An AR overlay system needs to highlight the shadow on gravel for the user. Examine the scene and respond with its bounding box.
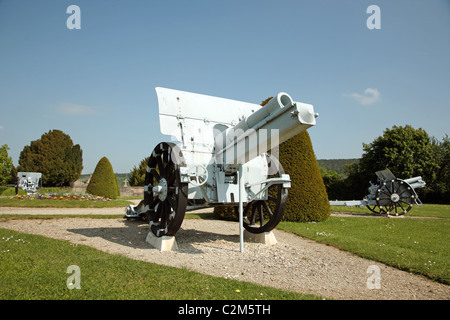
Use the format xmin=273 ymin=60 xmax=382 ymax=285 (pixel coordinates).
xmin=67 ymin=218 xmax=239 ymax=254
xmin=67 ymin=219 xmax=149 ymax=250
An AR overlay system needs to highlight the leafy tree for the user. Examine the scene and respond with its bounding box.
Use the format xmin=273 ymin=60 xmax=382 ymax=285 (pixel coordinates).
xmin=18 ymin=130 xmax=83 ymax=187
xmin=0 ymin=144 xmax=13 ymax=185
xmin=319 ymin=167 xmax=341 ymax=188
xmin=7 ymin=165 xmax=17 ymax=185
xmin=424 ymin=134 xmax=450 ymax=203
xmin=319 ymin=166 xmax=346 ymax=200
xmin=129 ymin=156 xmax=150 ymax=186
xmin=360 ymin=125 xmax=437 ymax=181
xmin=86 ymin=157 xmax=120 ymax=199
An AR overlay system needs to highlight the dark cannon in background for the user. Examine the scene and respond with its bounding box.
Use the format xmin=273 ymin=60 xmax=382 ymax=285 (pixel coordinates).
xmin=330 ymin=169 xmax=426 ymax=216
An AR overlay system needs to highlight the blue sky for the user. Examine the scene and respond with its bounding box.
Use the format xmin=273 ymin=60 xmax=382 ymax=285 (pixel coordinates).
xmin=1 ymin=0 xmax=449 ymax=174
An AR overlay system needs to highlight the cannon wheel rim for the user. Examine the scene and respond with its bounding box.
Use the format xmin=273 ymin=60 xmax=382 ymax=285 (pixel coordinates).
xmin=375 ymin=178 xmax=414 ymax=216
xmin=144 ymin=142 xmax=188 ymax=237
xmin=366 ymin=205 xmax=386 ymax=215
xmin=242 ymin=154 xmax=288 ymax=234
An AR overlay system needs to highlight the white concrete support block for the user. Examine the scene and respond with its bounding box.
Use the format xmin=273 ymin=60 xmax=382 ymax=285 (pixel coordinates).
xmin=146 ymin=232 xmax=178 ymax=252
xmin=244 ymin=230 xmax=277 ymax=246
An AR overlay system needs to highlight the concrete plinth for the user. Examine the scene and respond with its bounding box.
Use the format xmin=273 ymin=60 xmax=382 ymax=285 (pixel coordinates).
xmin=146 ymin=232 xmax=178 ymax=252
xmin=244 ymin=230 xmax=277 ymax=246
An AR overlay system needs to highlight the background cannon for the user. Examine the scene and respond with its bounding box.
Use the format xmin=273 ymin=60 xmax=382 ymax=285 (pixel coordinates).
xmin=126 ymin=87 xmax=318 ymax=237
xmin=16 ymin=172 xmax=42 ymax=194
xmin=330 ymin=169 xmax=426 ymax=216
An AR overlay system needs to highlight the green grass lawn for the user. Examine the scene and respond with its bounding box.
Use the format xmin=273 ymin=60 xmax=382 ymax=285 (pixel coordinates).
xmin=0 ymin=228 xmax=321 ymax=300
xmin=404 ymin=204 xmax=450 ymax=218
xmin=330 ymin=204 xmax=450 ymax=218
xmin=278 ymin=216 xmax=449 ymax=284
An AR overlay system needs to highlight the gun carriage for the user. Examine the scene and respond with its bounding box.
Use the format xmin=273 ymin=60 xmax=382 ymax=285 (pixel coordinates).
xmin=126 ymin=88 xmax=318 ymax=237
xmin=330 ymin=169 xmax=426 ymax=216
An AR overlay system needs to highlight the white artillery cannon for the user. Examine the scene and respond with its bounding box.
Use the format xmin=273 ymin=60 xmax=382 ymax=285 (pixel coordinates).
xmin=126 ymin=87 xmax=318 ymax=238
xmin=330 ymin=169 xmax=426 ymax=216
xmin=16 ymin=172 xmax=42 ymax=194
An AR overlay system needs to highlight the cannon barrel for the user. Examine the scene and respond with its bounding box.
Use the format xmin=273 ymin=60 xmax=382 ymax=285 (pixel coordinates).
xmin=215 ymin=92 xmax=318 ymax=171
xmin=403 ymin=176 xmax=426 ymax=190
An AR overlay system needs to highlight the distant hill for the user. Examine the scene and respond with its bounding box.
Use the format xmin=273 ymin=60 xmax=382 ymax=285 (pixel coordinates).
xmin=317 ymin=159 xmax=359 ymax=174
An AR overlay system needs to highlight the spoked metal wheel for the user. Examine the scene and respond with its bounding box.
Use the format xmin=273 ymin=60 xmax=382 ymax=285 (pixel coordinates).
xmin=366 ymin=204 xmax=386 ymax=215
xmin=375 ymin=178 xmax=414 ymax=216
xmin=243 ymin=154 xmax=288 ymax=234
xmin=144 ymin=142 xmax=188 ymax=237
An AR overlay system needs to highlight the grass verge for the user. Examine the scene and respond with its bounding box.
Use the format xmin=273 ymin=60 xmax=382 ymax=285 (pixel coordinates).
xmin=0 ymin=228 xmax=322 ymax=300
xmin=278 ymin=216 xmax=449 ymax=284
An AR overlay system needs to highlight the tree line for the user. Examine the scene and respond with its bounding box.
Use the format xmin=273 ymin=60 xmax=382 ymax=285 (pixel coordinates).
xmin=0 ymin=130 xmax=121 ymax=199
xmin=1 ymin=130 xmax=83 ymax=187
xmin=2 ymin=125 xmax=447 ymax=204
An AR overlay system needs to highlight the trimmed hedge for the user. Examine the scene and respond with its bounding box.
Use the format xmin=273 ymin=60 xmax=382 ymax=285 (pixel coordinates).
xmin=214 ymin=206 xmax=238 ymax=221
xmin=0 ymin=187 xmax=26 ymax=196
xmin=86 ymin=157 xmax=120 ymax=199
xmin=214 ymin=97 xmax=330 ymax=222
xmin=278 ymin=130 xmax=330 ymax=222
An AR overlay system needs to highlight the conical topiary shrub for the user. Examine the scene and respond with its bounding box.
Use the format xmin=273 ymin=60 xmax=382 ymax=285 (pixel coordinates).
xmin=86 ymin=157 xmax=120 ymax=199
xmin=214 ymin=96 xmax=330 ymax=222
xmin=277 ymin=130 xmax=330 ymax=222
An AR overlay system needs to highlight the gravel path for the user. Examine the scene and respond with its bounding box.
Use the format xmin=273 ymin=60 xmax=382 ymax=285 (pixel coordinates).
xmin=0 ymin=207 xmax=448 ymax=300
